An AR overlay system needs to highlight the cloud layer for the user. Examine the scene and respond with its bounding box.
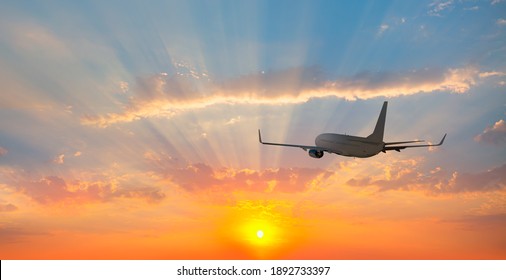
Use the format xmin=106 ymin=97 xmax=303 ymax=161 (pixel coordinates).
xmin=171 ymin=164 xmax=332 ymax=193
xmin=6 ymin=153 xmax=502 ymax=209
xmin=14 ymin=176 xmax=165 ymax=205
xmin=347 ymin=161 xmax=506 ymax=195
xmin=82 ymin=66 xmax=481 ymax=127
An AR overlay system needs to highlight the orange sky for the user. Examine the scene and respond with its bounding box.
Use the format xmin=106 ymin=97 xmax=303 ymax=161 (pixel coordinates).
xmin=1 ymin=0 xmax=506 ymax=260
xmin=2 ymin=159 xmax=505 ymax=259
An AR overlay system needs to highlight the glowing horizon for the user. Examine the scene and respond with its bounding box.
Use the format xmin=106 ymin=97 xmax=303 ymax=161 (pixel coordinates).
xmin=1 ymin=0 xmax=505 ymax=260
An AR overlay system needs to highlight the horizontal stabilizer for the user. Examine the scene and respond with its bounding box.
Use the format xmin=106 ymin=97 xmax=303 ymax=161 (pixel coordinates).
xmin=385 ymin=140 xmax=425 ymax=145
xmin=383 ymin=134 xmax=446 ymax=152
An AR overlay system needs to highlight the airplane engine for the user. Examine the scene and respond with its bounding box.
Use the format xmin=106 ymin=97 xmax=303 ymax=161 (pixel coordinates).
xmin=308 ymin=149 xmax=324 ymax=158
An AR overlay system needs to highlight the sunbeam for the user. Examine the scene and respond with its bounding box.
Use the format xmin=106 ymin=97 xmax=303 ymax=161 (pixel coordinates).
xmin=1 ymin=0 xmax=505 ymax=260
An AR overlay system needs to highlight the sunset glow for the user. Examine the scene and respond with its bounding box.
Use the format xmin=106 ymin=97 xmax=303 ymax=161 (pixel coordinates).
xmin=1 ymin=0 xmax=505 ymax=260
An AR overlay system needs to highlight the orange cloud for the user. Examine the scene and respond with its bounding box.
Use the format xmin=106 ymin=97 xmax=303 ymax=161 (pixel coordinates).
xmin=13 ymin=175 xmax=165 ymax=205
xmin=146 ymin=151 xmax=506 ymax=196
xmin=0 ymin=203 xmax=18 ymax=212
xmin=53 ymin=154 xmax=65 ymax=164
xmin=142 ymin=151 xmax=333 ymax=193
xmin=82 ymin=66 xmax=482 ymax=127
xmin=0 ymin=226 xmax=48 ymax=245
xmin=478 ymin=71 xmax=506 ymax=78
xmin=1 ymin=159 xmax=505 ymax=259
xmin=347 ymin=161 xmax=506 ymax=195
xmin=162 ymin=163 xmax=332 ymax=193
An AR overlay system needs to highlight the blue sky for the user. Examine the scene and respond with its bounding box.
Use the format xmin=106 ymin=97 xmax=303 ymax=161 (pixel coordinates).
xmin=0 ymin=0 xmax=505 ymax=259
xmin=2 ymin=0 xmax=503 ymax=165
xmin=4 ymin=0 xmax=504 ymax=75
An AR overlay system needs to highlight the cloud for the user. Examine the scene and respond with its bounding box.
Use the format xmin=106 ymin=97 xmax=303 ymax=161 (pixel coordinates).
xmin=428 ymin=0 xmax=454 ymax=16
xmin=496 ymin=18 xmax=506 ymax=26
xmin=82 ymin=66 xmax=481 ymax=127
xmin=118 ymin=81 xmax=129 ymax=94
xmin=225 ymin=116 xmax=241 ymax=125
xmin=143 ymin=153 xmax=332 ymax=193
xmin=464 ymin=6 xmax=479 ymax=11
xmin=491 ymin=0 xmax=504 ymax=5
xmin=347 ymin=161 xmax=506 ymax=195
xmin=327 ymin=67 xmax=477 ymax=96
xmin=0 ymin=226 xmax=48 ymax=244
xmin=378 ymin=24 xmax=389 ymax=36
xmin=53 ymin=154 xmax=65 ymax=164
xmin=173 ymin=164 xmax=332 ymax=193
xmin=478 ymin=71 xmax=506 ymax=78
xmin=0 ymin=147 xmax=7 ymax=156
xmin=474 ymin=119 xmax=506 ymax=145
xmin=14 ymin=176 xmax=165 ymax=205
xmin=447 ymin=165 xmax=506 ymax=193
xmin=0 ymin=203 xmax=18 ymax=212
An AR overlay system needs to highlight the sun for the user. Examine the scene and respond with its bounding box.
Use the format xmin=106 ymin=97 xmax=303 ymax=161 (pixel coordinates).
xmin=236 ymin=219 xmax=278 ymax=248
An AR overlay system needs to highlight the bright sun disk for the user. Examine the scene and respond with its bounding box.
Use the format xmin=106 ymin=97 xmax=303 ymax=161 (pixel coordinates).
xmin=256 ymin=230 xmax=264 ymax=239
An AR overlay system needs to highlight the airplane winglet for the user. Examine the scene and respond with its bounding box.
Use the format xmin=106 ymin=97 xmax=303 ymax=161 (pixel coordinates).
xmin=437 ymin=133 xmax=447 ymax=146
xmin=258 ymin=129 xmax=263 ymax=144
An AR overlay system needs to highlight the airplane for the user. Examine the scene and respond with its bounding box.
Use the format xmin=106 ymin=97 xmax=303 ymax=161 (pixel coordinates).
xmin=258 ymin=101 xmax=446 ymax=158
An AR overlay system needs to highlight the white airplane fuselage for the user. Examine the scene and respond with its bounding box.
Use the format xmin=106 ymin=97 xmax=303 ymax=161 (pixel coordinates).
xmin=315 ymin=133 xmax=383 ymax=158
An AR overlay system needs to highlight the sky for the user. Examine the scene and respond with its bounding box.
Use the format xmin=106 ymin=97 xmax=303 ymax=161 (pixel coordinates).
xmin=0 ymin=0 xmax=505 ymax=259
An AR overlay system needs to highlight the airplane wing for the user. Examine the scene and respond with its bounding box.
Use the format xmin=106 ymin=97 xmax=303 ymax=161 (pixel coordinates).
xmin=383 ymin=134 xmax=446 ymax=152
xmin=258 ymin=130 xmax=328 ymax=152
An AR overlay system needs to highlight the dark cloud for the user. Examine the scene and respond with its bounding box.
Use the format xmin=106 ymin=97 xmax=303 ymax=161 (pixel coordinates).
xmin=82 ymin=66 xmax=480 ymax=127
xmin=145 ymin=156 xmax=333 ymax=193
xmin=131 ymin=66 xmax=473 ymax=103
xmin=20 ymin=176 xmax=70 ymax=204
xmin=15 ymin=176 xmax=165 ymax=205
xmin=450 ymin=164 xmax=506 ymax=193
xmin=331 ymin=68 xmax=443 ymax=93
xmin=0 ymin=203 xmax=18 ymax=212
xmin=219 ymin=66 xmax=325 ymax=98
xmin=0 ymin=226 xmax=48 ymax=244
xmin=111 ymin=187 xmax=165 ymax=203
xmin=134 ymin=73 xmax=206 ymax=102
xmin=347 ymin=164 xmax=506 ymax=195
xmin=474 ymin=119 xmax=506 ymax=145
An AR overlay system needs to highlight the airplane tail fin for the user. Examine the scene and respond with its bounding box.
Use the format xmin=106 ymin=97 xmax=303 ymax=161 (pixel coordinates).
xmin=367 ymin=101 xmax=387 ymax=143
